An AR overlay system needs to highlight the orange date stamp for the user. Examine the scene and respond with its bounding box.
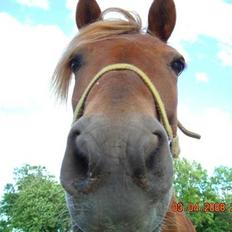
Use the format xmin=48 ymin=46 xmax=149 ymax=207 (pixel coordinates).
xmin=171 ymin=202 xmax=232 ymax=213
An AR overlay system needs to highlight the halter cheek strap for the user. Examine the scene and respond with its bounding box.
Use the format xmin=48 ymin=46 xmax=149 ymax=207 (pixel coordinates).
xmin=72 ymin=63 xmax=181 ymax=158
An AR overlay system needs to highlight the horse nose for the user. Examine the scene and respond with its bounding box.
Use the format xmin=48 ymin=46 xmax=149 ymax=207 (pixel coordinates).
xmin=63 ymin=121 xmax=101 ymax=178
xmin=125 ymin=122 xmax=172 ymax=190
xmin=127 ymin=130 xmax=160 ymax=178
xmin=61 ymin=116 xmax=172 ymax=194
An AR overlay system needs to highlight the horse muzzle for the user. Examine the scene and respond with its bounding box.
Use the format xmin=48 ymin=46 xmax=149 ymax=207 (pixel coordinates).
xmin=60 ymin=114 xmax=173 ymax=232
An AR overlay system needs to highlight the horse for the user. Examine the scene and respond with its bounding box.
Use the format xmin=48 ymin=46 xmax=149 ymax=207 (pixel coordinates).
xmin=53 ymin=0 xmax=200 ymax=231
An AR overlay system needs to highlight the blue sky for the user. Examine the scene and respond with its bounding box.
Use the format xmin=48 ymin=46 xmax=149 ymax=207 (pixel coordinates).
xmin=1 ymin=0 xmax=73 ymax=34
xmin=179 ymin=35 xmax=232 ymax=113
xmin=0 ymin=0 xmax=232 ymax=196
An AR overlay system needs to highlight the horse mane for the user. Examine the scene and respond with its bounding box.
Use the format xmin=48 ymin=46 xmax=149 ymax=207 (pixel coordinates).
xmin=52 ymin=8 xmax=142 ymax=101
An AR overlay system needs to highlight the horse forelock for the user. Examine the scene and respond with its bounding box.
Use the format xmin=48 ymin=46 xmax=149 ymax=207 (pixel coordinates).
xmin=52 ymin=7 xmax=142 ymax=101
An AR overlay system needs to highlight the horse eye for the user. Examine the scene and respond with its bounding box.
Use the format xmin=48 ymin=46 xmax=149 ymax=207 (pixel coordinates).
xmin=69 ymin=54 xmax=83 ymax=73
xmin=170 ymin=58 xmax=186 ymax=76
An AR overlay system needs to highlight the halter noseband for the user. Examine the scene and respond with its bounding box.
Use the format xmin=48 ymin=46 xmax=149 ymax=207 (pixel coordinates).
xmin=72 ymin=63 xmax=199 ymax=158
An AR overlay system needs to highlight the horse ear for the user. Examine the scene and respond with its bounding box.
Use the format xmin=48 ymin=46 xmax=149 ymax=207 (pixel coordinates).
xmin=76 ymin=0 xmax=101 ymax=29
xmin=147 ymin=0 xmax=176 ymax=42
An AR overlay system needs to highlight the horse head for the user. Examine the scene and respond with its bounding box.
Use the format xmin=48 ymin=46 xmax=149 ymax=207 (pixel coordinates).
xmin=53 ymin=0 xmax=197 ymax=231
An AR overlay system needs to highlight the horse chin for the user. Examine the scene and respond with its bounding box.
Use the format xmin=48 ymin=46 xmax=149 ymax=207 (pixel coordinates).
xmin=65 ymin=178 xmax=172 ymax=232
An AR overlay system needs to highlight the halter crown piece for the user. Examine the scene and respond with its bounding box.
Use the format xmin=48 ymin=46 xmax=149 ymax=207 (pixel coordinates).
xmin=73 ymin=63 xmax=200 ymax=158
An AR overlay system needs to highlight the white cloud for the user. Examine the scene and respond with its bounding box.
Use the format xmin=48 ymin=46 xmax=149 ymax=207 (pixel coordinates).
xmin=195 ymin=72 xmax=209 ymax=83
xmin=178 ymin=105 xmax=232 ymax=175
xmin=15 ymin=0 xmax=49 ymax=9
xmin=169 ymin=0 xmax=232 ymax=66
xmin=0 ymin=12 xmax=70 ymax=195
xmin=218 ymin=44 xmax=232 ymax=66
xmin=66 ymin=0 xmax=75 ymax=11
xmin=0 ymin=12 xmax=68 ymax=110
xmin=172 ymin=0 xmax=232 ymax=41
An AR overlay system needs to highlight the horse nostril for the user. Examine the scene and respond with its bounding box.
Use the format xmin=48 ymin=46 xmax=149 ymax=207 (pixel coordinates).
xmin=127 ymin=132 xmax=160 ymax=180
xmin=145 ymin=133 xmax=161 ymax=170
xmin=133 ymin=167 xmax=146 ymax=179
xmin=69 ymin=129 xmax=81 ymax=139
xmin=75 ymin=145 xmax=89 ymax=177
xmin=71 ymin=135 xmax=90 ymax=177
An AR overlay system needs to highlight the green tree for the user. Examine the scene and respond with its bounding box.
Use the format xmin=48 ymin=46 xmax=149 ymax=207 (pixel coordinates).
xmin=207 ymin=166 xmax=232 ymax=232
xmin=0 ymin=164 xmax=71 ymax=232
xmin=174 ymin=158 xmax=232 ymax=232
xmin=211 ymin=166 xmax=232 ymax=200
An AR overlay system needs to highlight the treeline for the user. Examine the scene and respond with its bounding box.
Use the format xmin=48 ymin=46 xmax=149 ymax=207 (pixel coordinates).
xmin=174 ymin=158 xmax=232 ymax=232
xmin=0 ymin=165 xmax=70 ymax=232
xmin=0 ymin=159 xmax=231 ymax=231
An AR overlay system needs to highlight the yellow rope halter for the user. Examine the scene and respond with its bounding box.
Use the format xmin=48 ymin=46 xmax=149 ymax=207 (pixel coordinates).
xmin=73 ymin=63 xmax=180 ymax=157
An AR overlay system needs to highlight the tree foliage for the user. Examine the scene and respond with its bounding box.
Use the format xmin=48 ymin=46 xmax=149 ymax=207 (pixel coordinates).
xmin=0 ymin=165 xmax=70 ymax=232
xmin=174 ymin=158 xmax=232 ymax=232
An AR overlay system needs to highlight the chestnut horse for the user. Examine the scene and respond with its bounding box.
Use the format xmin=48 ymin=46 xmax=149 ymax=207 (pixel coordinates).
xmin=53 ymin=0 xmax=199 ymax=231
